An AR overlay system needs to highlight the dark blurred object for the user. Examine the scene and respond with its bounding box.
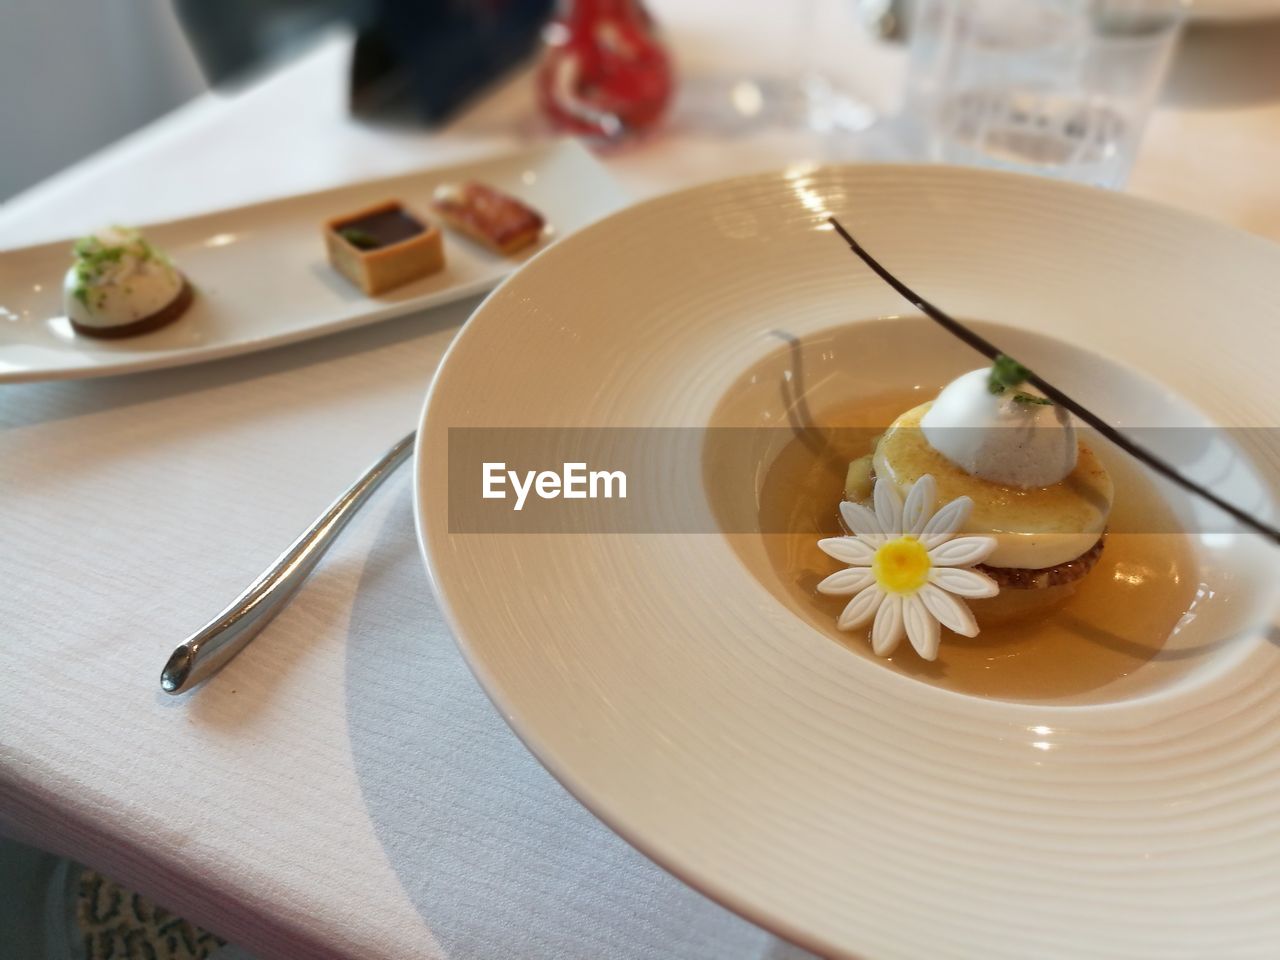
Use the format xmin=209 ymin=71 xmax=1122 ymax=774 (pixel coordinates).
xmin=175 ymin=0 xmax=368 ymax=84
xmin=353 ymin=0 xmax=554 ymax=123
xmin=857 ymin=0 xmax=911 ymax=41
xmin=175 ymin=0 xmax=551 ymax=126
xmin=536 ymin=0 xmax=673 ymax=142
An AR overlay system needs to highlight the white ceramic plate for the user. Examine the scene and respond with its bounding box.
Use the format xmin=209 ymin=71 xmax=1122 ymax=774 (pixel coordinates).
xmin=416 ymin=165 xmax=1280 ymax=959
xmin=0 ymin=140 xmax=628 ymax=384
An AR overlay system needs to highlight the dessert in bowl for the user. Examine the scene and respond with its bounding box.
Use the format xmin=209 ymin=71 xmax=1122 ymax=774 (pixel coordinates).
xmin=830 ymin=358 xmax=1115 ymax=656
xmin=416 ymin=164 xmax=1280 ymax=958
xmin=707 ymin=316 xmax=1267 ymax=703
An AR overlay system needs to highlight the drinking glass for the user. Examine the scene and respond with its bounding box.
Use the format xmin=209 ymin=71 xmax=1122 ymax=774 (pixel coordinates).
xmin=904 ymin=0 xmax=1186 ymax=188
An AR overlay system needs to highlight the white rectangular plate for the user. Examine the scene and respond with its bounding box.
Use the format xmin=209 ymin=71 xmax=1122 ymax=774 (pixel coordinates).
xmin=0 ymin=140 xmax=629 ymax=383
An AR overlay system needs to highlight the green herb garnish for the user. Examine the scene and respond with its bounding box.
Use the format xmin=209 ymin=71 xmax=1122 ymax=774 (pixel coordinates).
xmin=339 ymin=228 xmax=380 ymax=250
xmin=987 ymin=354 xmax=1053 ymax=407
xmin=987 ymin=354 xmax=1031 ymax=394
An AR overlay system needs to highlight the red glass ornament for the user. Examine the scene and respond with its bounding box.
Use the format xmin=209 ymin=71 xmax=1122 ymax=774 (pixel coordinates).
xmin=536 ymin=0 xmax=674 ymax=142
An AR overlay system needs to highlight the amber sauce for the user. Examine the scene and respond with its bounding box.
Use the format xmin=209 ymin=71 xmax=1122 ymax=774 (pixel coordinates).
xmin=758 ymin=391 xmax=1201 ymax=703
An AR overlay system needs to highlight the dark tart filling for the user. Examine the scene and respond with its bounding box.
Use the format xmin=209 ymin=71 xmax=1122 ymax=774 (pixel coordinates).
xmin=334 ymin=207 xmax=425 ymax=250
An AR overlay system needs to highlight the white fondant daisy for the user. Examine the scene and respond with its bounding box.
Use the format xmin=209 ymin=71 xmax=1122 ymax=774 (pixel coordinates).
xmin=816 ymin=474 xmax=999 ymax=661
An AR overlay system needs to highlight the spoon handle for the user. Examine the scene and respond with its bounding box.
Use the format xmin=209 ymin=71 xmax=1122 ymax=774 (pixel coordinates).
xmin=160 ymin=431 xmax=416 ymax=695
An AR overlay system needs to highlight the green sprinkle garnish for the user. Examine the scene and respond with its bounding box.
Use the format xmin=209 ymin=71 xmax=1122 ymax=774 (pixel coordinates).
xmin=67 ymin=227 xmax=174 ymax=315
xmin=72 ymin=237 xmax=126 ymax=273
xmin=339 ymin=228 xmax=380 ymax=250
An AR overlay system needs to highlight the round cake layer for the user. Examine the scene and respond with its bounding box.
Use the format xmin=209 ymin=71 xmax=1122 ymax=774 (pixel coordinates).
xmin=872 ymin=402 xmax=1113 ymax=569
xmin=977 ymin=534 xmax=1105 ymax=589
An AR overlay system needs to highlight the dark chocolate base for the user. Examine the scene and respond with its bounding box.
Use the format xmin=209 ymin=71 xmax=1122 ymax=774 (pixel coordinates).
xmin=70 ymin=278 xmax=194 ymax=339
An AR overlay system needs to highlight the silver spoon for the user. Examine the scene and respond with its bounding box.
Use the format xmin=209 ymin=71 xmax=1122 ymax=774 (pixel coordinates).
xmin=160 ymin=431 xmax=415 ymax=695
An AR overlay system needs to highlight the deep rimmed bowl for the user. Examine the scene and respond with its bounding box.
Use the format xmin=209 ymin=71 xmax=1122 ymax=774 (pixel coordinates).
xmin=416 ymin=165 xmax=1280 ymax=960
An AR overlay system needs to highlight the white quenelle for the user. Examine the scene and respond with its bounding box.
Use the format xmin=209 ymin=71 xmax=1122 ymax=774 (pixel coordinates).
xmin=920 ymin=368 xmax=1077 ymax=488
xmin=63 ymin=227 xmax=186 ymax=330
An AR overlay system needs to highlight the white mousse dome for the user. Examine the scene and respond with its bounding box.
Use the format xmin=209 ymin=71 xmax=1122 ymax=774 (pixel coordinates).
xmin=920 ymin=368 xmax=1077 ymax=489
xmin=63 ymin=227 xmax=185 ymax=330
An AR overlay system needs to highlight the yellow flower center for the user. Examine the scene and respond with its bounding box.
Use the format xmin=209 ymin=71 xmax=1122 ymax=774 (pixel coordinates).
xmin=872 ymin=536 xmax=932 ymax=595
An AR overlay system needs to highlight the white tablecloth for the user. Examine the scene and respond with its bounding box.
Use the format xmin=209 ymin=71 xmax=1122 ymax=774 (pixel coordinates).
xmin=4 ymin=6 xmax=1280 ymax=958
